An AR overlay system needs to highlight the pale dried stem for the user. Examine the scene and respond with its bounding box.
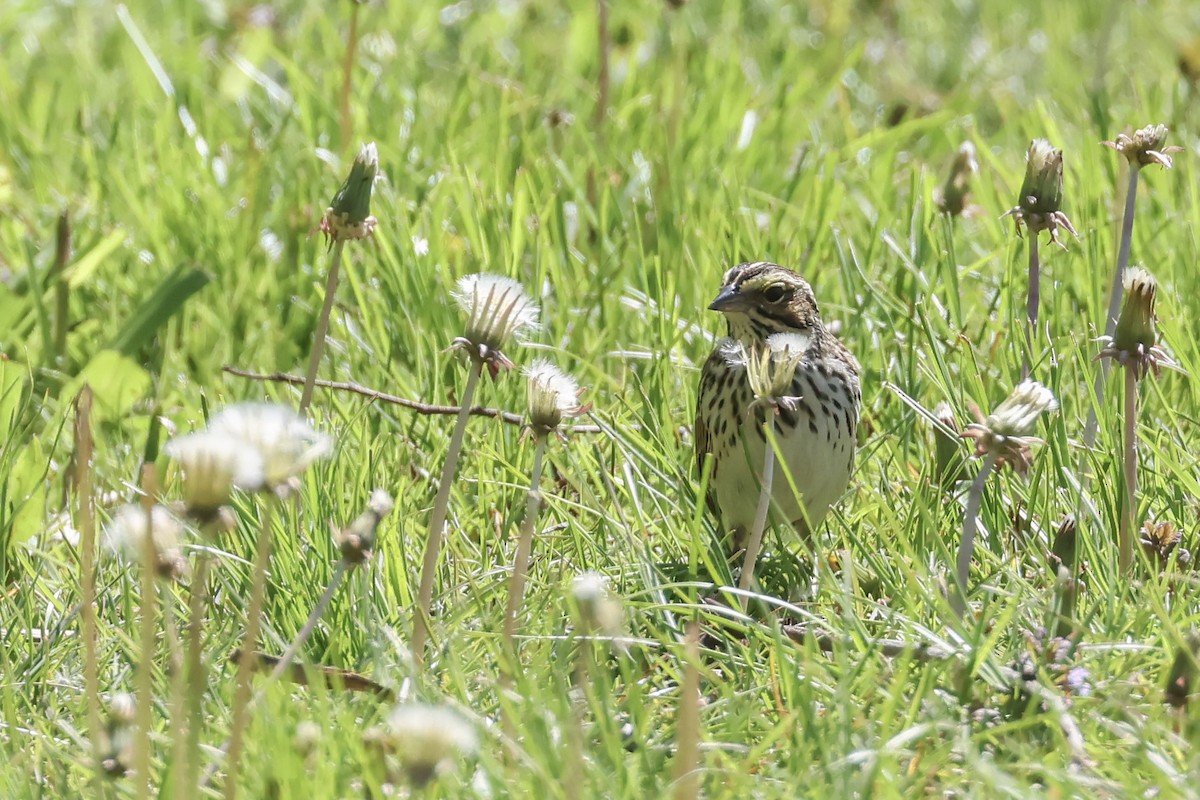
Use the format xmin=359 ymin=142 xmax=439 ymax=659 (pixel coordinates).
xmin=224 ymin=500 xmax=276 ymax=799
xmin=413 ymin=360 xmax=483 ymax=666
xmin=1023 ymin=233 xmax=1040 ymax=379
xmin=953 ymin=452 xmax=999 ymax=618
xmin=75 ymin=387 xmax=102 ymax=786
xmin=299 ymin=240 xmax=345 ymax=414
xmin=737 ymin=420 xmax=776 ymax=608
xmin=1119 ymin=367 xmax=1138 ymax=574
xmin=1083 ymin=165 xmax=1141 ymax=451
xmin=136 ymin=501 xmax=159 ymax=800
xmin=670 ymin=621 xmax=702 ymax=800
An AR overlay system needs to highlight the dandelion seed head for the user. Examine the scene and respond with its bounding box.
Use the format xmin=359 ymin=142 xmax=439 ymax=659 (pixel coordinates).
xmin=525 ymin=359 xmax=584 ymax=433
xmin=374 ymin=704 xmax=477 ymax=787
xmin=207 ymin=403 xmax=332 ymax=489
xmin=452 ymin=273 xmax=539 ymax=370
xmin=164 ymin=431 xmax=266 ymax=518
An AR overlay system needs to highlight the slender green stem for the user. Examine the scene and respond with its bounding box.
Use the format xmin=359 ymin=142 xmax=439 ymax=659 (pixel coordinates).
xmin=413 ymin=359 xmax=484 ymax=665
xmin=738 ymin=418 xmax=776 ymax=607
xmin=136 ymin=504 xmax=160 ymax=800
xmin=224 ymin=499 xmax=276 ymax=800
xmin=953 ymin=452 xmax=999 ymax=618
xmin=299 ymin=240 xmax=345 ymax=414
xmin=1023 ymin=232 xmax=1040 ymax=378
xmin=1119 ymin=367 xmax=1138 ymax=574
xmin=270 ymin=561 xmax=349 ymax=681
xmin=502 ymin=435 xmax=548 ymax=649
xmin=1083 ymin=165 xmax=1141 ymax=451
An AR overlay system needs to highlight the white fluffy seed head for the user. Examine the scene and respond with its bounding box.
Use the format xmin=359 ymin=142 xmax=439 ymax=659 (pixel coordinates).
xmin=525 ymin=359 xmax=583 ymax=432
xmin=986 ymin=380 xmax=1058 ymax=438
xmin=377 ymin=704 xmax=477 ymax=787
xmin=103 ymin=503 xmax=187 ymax=580
xmin=206 ymin=403 xmax=332 ymax=489
xmin=164 ymin=431 xmax=266 ymax=516
xmin=453 ymin=273 xmax=539 ymax=355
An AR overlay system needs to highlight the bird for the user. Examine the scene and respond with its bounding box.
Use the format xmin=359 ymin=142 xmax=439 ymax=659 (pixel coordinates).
xmin=694 ymin=261 xmax=861 ymax=553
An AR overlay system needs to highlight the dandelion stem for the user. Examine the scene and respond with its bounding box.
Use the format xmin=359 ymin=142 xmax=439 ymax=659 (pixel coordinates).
xmin=1023 ymin=232 xmax=1040 ymax=378
xmin=299 ymin=239 xmax=345 ymax=414
xmin=413 ymin=359 xmax=484 ymax=665
xmin=671 ymin=620 xmax=702 ymax=800
xmin=502 ymin=435 xmax=548 ymax=649
xmin=136 ymin=501 xmax=159 ymax=800
xmin=1083 ymin=165 xmax=1141 ymax=450
xmin=74 ymin=387 xmax=102 ymax=786
xmin=1119 ymin=367 xmax=1138 ymax=574
xmin=182 ymin=550 xmax=212 ymax=798
xmin=738 ymin=418 xmax=776 ymax=607
xmin=953 ymin=452 xmax=999 ymax=618
xmin=270 ymin=560 xmax=350 ymax=682
xmin=225 ymin=499 xmax=276 ymax=799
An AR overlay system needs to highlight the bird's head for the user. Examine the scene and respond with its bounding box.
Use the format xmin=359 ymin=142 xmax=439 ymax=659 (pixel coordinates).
xmin=708 ymin=262 xmax=822 ymax=344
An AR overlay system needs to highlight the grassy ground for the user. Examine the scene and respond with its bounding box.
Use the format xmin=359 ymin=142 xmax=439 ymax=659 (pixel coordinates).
xmin=4 ymin=0 xmax=1200 ymax=796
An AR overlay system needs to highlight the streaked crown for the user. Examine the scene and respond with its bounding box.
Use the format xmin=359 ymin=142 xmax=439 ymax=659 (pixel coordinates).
xmin=708 ymin=261 xmax=823 ymax=344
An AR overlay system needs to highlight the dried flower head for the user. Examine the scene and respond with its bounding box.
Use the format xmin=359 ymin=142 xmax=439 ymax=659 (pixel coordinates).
xmin=961 ymin=380 xmax=1058 ymax=473
xmin=336 ymin=488 xmax=394 ymax=564
xmin=934 ymin=141 xmax=980 ymax=217
xmin=451 ymin=273 xmax=540 ymax=375
xmin=737 ymin=332 xmax=810 ymax=416
xmin=164 ymin=431 xmax=265 ymax=522
xmin=1103 ymin=124 xmax=1182 ymax=170
xmin=1097 ymin=267 xmax=1178 ymax=379
xmin=103 ymin=503 xmax=188 ymax=581
xmin=369 ymin=703 xmax=478 ymax=787
xmin=1003 ymin=139 xmax=1078 ymax=248
xmin=1140 ymin=519 xmax=1186 ymax=566
xmin=320 ymin=142 xmax=379 ymax=246
xmin=524 ymin=360 xmax=588 ymax=436
xmin=207 ymin=403 xmax=333 ymax=492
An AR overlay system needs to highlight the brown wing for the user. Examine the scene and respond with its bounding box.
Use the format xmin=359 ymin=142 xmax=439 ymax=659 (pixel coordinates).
xmin=693 ymin=352 xmax=722 ymax=520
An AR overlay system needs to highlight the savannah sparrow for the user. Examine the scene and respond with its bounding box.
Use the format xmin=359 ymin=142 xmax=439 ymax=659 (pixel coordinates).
xmin=695 ymin=262 xmax=861 ymax=550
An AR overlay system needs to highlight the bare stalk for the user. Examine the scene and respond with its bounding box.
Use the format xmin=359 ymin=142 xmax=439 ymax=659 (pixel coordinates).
xmin=136 ymin=496 xmax=160 ymax=800
xmin=299 ymin=240 xmax=345 ymax=413
xmin=671 ymin=621 xmax=701 ymax=800
xmin=1083 ymin=165 xmax=1141 ymax=450
xmin=270 ymin=561 xmax=349 ymax=681
xmin=413 ymin=359 xmax=484 ymax=665
xmin=181 ymin=550 xmax=212 ymax=799
xmin=953 ymin=452 xmax=999 ymax=618
xmin=502 ymin=435 xmax=548 ymax=649
xmin=1119 ymin=367 xmax=1138 ymax=574
xmin=737 ymin=418 xmax=776 ymax=607
xmin=224 ymin=499 xmax=276 ymax=799
xmin=1023 ymin=233 xmax=1040 ymax=378
xmin=75 ymin=387 xmax=102 ymax=785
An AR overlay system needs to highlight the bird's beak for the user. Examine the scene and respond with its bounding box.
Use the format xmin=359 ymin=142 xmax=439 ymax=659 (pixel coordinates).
xmin=708 ymin=285 xmax=747 ymax=313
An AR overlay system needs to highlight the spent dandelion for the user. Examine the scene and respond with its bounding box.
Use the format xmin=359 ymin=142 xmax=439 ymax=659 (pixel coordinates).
xmin=954 ymin=381 xmax=1057 ymax=616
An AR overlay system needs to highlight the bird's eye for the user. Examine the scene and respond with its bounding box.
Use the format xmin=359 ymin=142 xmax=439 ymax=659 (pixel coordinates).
xmin=763 ymin=285 xmax=787 ymax=303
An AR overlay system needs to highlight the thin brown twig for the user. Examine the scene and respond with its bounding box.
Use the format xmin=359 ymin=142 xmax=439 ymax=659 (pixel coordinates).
xmin=222 ymin=365 xmax=607 ymax=433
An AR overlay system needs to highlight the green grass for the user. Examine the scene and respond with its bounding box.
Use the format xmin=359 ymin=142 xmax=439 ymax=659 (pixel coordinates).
xmin=4 ymin=0 xmax=1200 ymax=796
